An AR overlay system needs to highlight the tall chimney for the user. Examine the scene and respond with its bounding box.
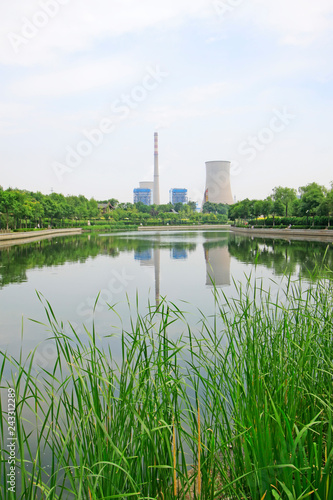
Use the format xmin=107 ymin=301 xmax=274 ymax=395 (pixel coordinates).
xmin=153 ymin=132 xmax=160 ymax=205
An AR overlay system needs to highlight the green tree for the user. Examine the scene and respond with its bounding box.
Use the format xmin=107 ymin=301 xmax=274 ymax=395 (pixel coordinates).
xmin=87 ymin=198 xmax=99 ymax=218
xmin=253 ymin=200 xmax=263 ymax=223
xmin=187 ymin=201 xmax=197 ymax=213
xmin=262 ymin=197 xmax=273 ymax=226
xmin=272 ymin=186 xmax=297 ymax=217
xmin=318 ymin=183 xmax=333 ymax=226
xmin=239 ymin=199 xmax=251 ymax=220
xmin=272 ymin=199 xmax=284 ymax=226
xmin=0 ymin=190 xmax=16 ymax=230
xmin=299 ymin=182 xmax=327 ymax=225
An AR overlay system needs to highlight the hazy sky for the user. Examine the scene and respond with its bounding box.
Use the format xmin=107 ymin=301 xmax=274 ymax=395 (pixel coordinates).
xmin=1 ymin=0 xmax=332 ymax=204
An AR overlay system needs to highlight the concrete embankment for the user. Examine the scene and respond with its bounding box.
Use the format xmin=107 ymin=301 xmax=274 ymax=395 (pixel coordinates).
xmin=231 ymin=227 xmax=333 ymax=243
xmin=138 ymin=224 xmax=230 ymax=231
xmin=0 ymin=228 xmax=82 ymax=247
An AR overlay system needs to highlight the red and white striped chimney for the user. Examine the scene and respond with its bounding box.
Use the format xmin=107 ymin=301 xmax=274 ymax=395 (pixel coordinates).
xmin=153 ymin=132 xmax=160 ymax=205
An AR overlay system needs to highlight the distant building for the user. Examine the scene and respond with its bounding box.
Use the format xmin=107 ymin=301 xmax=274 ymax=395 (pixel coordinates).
xmin=98 ymin=202 xmax=112 ymax=214
xmin=140 ymin=181 xmax=154 ymax=192
xmin=134 ymin=249 xmax=153 ymax=261
xmin=133 ymin=188 xmax=152 ymax=205
xmin=169 ymin=188 xmax=188 ymax=204
xmin=171 ymin=248 xmax=188 ymax=260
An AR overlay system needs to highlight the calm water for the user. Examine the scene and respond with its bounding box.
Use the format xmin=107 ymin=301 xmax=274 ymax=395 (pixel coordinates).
xmin=1 ymin=229 xmax=332 ymax=497
xmin=0 ymin=230 xmax=332 ymax=365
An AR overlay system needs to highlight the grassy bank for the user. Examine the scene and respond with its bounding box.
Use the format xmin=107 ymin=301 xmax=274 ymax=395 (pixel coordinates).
xmin=1 ymin=277 xmax=333 ymax=499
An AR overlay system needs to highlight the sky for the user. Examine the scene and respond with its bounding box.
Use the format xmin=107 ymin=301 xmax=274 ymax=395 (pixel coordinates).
xmin=1 ymin=0 xmax=332 ymax=205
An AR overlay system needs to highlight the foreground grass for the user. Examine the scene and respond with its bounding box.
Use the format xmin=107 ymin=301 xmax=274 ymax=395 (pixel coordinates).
xmin=1 ymin=277 xmax=333 ymax=499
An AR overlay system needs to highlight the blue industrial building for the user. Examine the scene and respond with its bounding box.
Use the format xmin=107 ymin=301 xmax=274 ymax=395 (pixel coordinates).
xmin=134 ymin=249 xmax=153 ymax=261
xmin=171 ymin=248 xmax=188 ymax=260
xmin=133 ymin=188 xmax=152 ymax=205
xmin=169 ymin=188 xmax=188 ymax=204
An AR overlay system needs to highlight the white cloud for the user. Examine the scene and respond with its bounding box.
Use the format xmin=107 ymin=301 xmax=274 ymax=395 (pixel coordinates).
xmin=0 ymin=102 xmax=34 ymax=134
xmin=145 ymin=105 xmax=211 ymax=129
xmin=249 ymin=0 xmax=333 ymax=46
xmin=0 ymin=0 xmax=211 ymax=66
xmin=185 ymin=82 xmax=239 ymax=103
xmin=10 ymin=56 xmax=138 ymax=97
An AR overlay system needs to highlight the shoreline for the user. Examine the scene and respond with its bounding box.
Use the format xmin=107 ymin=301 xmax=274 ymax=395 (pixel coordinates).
xmin=231 ymin=226 xmax=333 ymax=242
xmin=138 ymin=224 xmax=230 ymax=231
xmin=0 ymin=228 xmax=82 ymax=247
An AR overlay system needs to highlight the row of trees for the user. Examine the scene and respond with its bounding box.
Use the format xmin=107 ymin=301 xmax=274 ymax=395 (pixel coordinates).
xmin=0 ymin=188 xmax=99 ymax=230
xmin=1 ymin=181 xmax=332 ymax=231
xmin=229 ymin=183 xmax=333 ymax=225
xmin=0 ymin=188 xmax=229 ymax=231
xmin=100 ymin=200 xmax=228 ymax=225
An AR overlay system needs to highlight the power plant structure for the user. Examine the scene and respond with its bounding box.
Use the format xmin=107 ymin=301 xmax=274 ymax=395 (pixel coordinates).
xmin=133 ymin=134 xmax=161 ymax=205
xmin=133 ymin=181 xmax=154 ymax=205
xmin=169 ymin=188 xmax=188 ymax=205
xmin=203 ymin=161 xmax=233 ymax=206
xmin=153 ymin=132 xmax=160 ymax=205
xmin=133 ymin=136 xmax=234 ymax=208
xmin=133 ymin=188 xmax=151 ymax=205
xmin=140 ymin=181 xmax=154 ymax=192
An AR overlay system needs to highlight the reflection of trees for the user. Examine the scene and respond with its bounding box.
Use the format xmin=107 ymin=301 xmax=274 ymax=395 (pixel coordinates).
xmin=228 ymin=234 xmax=333 ymax=279
xmin=0 ymin=234 xmax=198 ymax=289
xmin=2 ymin=231 xmax=331 ymax=290
xmin=202 ymin=236 xmax=229 ymax=252
xmin=0 ymin=235 xmax=119 ymax=288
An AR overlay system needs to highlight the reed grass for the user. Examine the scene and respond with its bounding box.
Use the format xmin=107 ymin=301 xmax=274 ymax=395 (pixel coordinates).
xmin=1 ymin=276 xmax=333 ymax=499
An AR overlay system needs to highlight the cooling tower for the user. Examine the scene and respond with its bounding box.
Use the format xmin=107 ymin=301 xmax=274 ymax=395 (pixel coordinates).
xmin=203 ymin=161 xmax=233 ymax=205
xmin=153 ymin=132 xmax=160 ymax=205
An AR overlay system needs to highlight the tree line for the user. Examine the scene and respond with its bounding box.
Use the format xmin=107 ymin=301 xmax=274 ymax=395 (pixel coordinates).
xmin=229 ymin=182 xmax=333 ymax=226
xmin=0 ymin=188 xmax=99 ymax=230
xmin=0 ymin=188 xmax=229 ymax=231
xmin=1 ymin=181 xmax=332 ymax=231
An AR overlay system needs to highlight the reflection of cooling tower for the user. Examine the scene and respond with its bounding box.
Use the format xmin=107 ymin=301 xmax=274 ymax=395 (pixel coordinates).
xmin=205 ymin=246 xmax=231 ymax=286
xmin=203 ymin=161 xmax=233 ymax=205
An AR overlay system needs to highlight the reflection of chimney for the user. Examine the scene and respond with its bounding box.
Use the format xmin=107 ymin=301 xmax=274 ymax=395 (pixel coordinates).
xmin=205 ymin=246 xmax=231 ymax=286
xmin=153 ymin=132 xmax=160 ymax=205
xmin=134 ymin=245 xmax=160 ymax=305
xmin=154 ymin=247 xmax=160 ymax=306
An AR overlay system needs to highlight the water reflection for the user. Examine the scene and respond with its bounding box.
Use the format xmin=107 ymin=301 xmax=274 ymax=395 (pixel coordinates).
xmin=0 ymin=232 xmax=332 ymax=294
xmin=204 ymin=246 xmax=231 ymax=286
xmin=228 ymin=234 xmax=333 ymax=278
xmin=1 ymin=230 xmax=332 ymax=368
xmin=170 ymin=248 xmax=188 ymax=260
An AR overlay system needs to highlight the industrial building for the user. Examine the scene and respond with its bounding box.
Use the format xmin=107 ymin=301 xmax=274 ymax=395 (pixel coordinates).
xmin=133 ymin=133 xmax=160 ymax=205
xmin=153 ymin=132 xmax=160 ymax=205
xmin=140 ymin=181 xmax=154 ymax=192
xmin=203 ymin=161 xmax=233 ymax=206
xmin=171 ymin=248 xmax=188 ymax=260
xmin=133 ymin=188 xmax=152 ymax=205
xmin=169 ymin=188 xmax=188 ymax=205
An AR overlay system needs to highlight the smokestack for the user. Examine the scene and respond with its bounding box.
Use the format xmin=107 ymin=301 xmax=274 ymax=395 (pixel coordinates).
xmin=153 ymin=132 xmax=160 ymax=205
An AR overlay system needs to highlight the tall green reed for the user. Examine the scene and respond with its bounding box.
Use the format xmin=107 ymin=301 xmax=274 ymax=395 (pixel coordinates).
xmin=0 ymin=276 xmax=332 ymax=499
